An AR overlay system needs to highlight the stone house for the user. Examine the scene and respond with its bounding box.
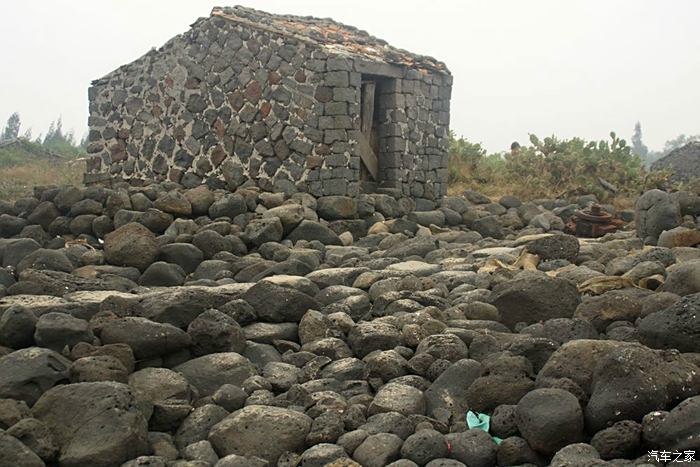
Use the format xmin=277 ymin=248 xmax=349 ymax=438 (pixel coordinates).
xmin=85 ymin=6 xmax=452 ymax=199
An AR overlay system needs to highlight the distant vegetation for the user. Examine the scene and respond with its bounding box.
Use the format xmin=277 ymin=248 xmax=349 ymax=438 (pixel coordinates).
xmin=447 ymin=125 xmax=691 ymax=204
xmin=0 ymin=112 xmax=87 ymax=165
xmin=0 ymin=112 xmax=85 ymax=201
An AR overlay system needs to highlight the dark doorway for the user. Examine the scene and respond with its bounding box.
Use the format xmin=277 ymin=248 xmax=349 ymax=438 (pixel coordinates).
xmin=359 ymin=75 xmax=386 ymax=191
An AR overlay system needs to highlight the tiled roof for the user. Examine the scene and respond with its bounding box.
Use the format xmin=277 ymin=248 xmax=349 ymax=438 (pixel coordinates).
xmin=211 ymin=6 xmax=449 ymax=74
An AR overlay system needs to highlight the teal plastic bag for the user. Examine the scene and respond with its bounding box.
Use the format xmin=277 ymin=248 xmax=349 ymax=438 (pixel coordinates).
xmin=466 ymin=410 xmax=503 ymax=445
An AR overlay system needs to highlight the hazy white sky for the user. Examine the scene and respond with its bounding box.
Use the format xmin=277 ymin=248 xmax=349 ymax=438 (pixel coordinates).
xmin=1 ymin=1 xmax=698 ymax=152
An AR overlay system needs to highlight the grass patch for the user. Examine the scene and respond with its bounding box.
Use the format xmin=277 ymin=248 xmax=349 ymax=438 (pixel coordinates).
xmin=0 ymin=160 xmax=85 ymax=202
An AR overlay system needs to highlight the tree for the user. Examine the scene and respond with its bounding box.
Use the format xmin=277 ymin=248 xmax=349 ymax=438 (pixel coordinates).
xmin=631 ymin=121 xmax=648 ymax=157
xmin=40 ymin=117 xmax=84 ymax=157
xmin=661 ymin=133 xmax=700 ymax=154
xmin=1 ymin=112 xmax=21 ymax=141
xmin=43 ymin=118 xmax=63 ymax=146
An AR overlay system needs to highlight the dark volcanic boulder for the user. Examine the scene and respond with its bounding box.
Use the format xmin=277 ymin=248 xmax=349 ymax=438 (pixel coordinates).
xmin=490 ymin=273 xmax=581 ymax=330
xmin=158 ymin=242 xmax=204 ymax=274
xmin=128 ymin=367 xmax=191 ymax=403
xmin=590 ymin=420 xmax=642 ymax=460
xmin=187 ymin=309 xmax=246 ymax=356
xmin=140 ymin=208 xmax=173 ymax=234
xmin=550 ymin=443 xmax=602 ymax=467
xmin=139 ymin=288 xmax=232 ymax=328
xmin=2 ymin=238 xmax=41 ymax=268
xmin=299 ymin=444 xmax=348 ymax=466
xmin=0 ymin=347 xmax=70 ymax=405
xmin=316 ymin=195 xmax=358 ymax=220
xmin=0 ymin=214 xmax=27 ymax=237
xmin=424 ymin=359 xmax=482 ymax=420
xmin=537 ymin=339 xmax=624 ymax=394
xmin=5 ymin=416 xmax=59 ymax=463
xmin=103 ymin=222 xmax=158 ymax=271
xmin=672 ymin=189 xmax=700 ymax=216
xmin=262 ymin=204 xmax=305 ymax=234
xmin=208 ymin=405 xmax=312 ymax=463
xmin=634 ymin=189 xmax=680 ymax=244
xmin=585 ymin=344 xmax=668 ymax=432
xmin=69 ymin=355 xmax=129 ymax=383
xmin=174 ymin=403 xmax=229 ymax=450
xmin=368 ymin=382 xmax=426 ymax=416
xmin=287 ymin=220 xmax=342 ymax=245
xmin=520 ymin=317 xmax=598 ymax=344
xmin=100 ymin=317 xmax=191 ymax=359
xmin=384 ymin=236 xmax=439 ymax=259
xmin=516 ymin=388 xmax=584 ymax=456
xmin=444 ymin=429 xmax=498 ymax=467
xmin=662 ymin=260 xmax=700 ymax=296
xmin=27 ymin=201 xmax=61 ymax=230
xmin=574 ymin=289 xmax=647 ymax=332
xmin=0 ymin=305 xmax=38 ymax=349
xmin=0 ymin=431 xmax=44 ymax=467
xmin=11 ymin=268 xmax=136 ymax=297
xmin=16 ymin=248 xmax=73 ymax=275
xmin=348 ymin=321 xmax=401 ymax=358
xmin=138 ymin=261 xmax=186 ymax=286
xmin=241 ymin=281 xmax=320 ymax=323
xmin=244 ymin=217 xmax=284 ymax=246
xmin=208 ymin=193 xmax=247 ymax=219
xmin=31 ymin=382 xmax=149 ymax=467
xmin=472 ymin=215 xmax=504 ymax=239
xmin=496 ymin=436 xmax=543 ymax=466
xmin=184 ymin=185 xmax=215 ymax=215
xmin=638 ymin=292 xmax=700 ymax=352
xmin=53 ymin=186 xmax=83 ymax=213
xmin=153 ymin=191 xmax=192 ymax=216
xmin=174 ymin=352 xmax=256 ymax=396
xmin=525 ymin=233 xmax=580 ymax=262
xmin=642 ymin=394 xmax=700 ymax=452
xmin=353 ymin=432 xmax=404 ymax=467
xmin=466 ymin=374 xmax=535 ymax=414
xmin=33 ymin=312 xmax=95 ymax=351
xmin=400 ymin=429 xmax=448 ymax=465
xmin=415 ymin=333 xmax=469 ymax=362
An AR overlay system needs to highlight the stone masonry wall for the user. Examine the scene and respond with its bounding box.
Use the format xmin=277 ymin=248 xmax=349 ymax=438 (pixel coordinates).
xmin=86 ymin=15 xmax=451 ymax=199
xmin=375 ymin=71 xmax=452 ymax=199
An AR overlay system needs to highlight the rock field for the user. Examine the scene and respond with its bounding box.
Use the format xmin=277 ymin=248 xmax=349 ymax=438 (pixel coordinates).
xmin=0 ymin=181 xmax=699 ymax=467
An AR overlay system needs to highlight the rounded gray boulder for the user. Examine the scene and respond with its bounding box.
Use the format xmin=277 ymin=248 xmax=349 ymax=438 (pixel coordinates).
xmin=208 ymin=405 xmax=312 ymax=464
xmin=516 ymin=388 xmax=584 ymax=456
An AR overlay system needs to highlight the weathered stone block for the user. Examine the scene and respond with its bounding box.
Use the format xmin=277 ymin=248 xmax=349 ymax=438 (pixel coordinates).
xmin=325 ymin=102 xmax=347 ymax=116
xmin=333 ymin=87 xmax=357 ymax=102
xmin=324 ymin=71 xmax=349 ymax=87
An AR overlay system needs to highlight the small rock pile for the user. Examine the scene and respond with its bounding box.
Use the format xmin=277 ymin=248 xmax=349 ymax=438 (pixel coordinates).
xmin=0 ymin=181 xmax=699 ymax=467
xmin=651 ymin=141 xmax=700 ymax=184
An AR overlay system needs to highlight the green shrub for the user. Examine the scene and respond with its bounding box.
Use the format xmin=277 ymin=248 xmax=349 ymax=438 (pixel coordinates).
xmin=448 ymin=131 xmax=488 ymax=183
xmin=448 ymin=131 xmax=673 ymax=203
